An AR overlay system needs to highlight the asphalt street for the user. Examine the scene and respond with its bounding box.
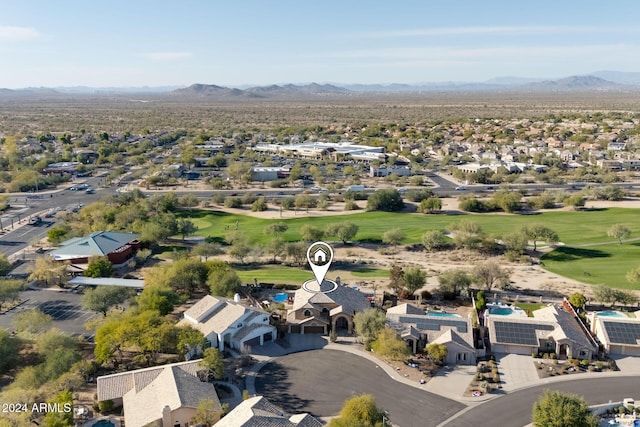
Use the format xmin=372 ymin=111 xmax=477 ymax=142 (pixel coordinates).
xmin=444 ymin=376 xmax=640 ymax=427
xmin=255 ymin=349 xmax=465 ymax=427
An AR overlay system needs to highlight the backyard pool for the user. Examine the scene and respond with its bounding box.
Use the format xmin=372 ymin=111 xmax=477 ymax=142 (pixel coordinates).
xmin=272 ymin=293 xmax=288 ymax=303
xmin=425 ymin=311 xmax=461 ymax=318
xmin=487 ymin=303 xmax=528 ymax=318
xmin=597 ymin=311 xmax=626 ymax=318
xmin=91 ymin=420 xmax=115 ymax=427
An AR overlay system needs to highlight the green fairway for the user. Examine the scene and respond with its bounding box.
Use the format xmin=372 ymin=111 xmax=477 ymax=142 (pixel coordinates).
xmin=180 ymin=207 xmax=640 ymax=289
xmin=182 ymin=208 xmax=640 ymax=246
xmin=542 ymin=242 xmax=640 ymax=290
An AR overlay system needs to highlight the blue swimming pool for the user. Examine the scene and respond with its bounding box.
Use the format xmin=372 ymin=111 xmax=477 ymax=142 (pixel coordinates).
xmin=597 ymin=311 xmax=625 ymax=317
xmin=490 ymin=308 xmax=515 ymax=316
xmin=92 ymin=420 xmax=115 ymax=427
xmin=426 ymin=312 xmax=461 ymax=318
xmin=272 ymin=293 xmax=288 ymax=303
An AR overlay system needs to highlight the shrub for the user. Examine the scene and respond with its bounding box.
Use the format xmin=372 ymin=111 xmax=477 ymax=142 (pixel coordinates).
xmin=98 ymin=400 xmax=114 ymax=413
xmin=224 ymin=197 xmax=242 ymax=208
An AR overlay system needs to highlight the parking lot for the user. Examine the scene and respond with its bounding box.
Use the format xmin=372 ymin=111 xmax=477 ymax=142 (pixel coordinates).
xmin=0 ymin=288 xmax=101 ymax=339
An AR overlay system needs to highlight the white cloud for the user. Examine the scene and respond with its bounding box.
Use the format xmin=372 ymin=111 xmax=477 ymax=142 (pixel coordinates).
xmin=0 ymin=25 xmax=40 ymax=42
xmin=143 ymin=52 xmax=192 ymax=61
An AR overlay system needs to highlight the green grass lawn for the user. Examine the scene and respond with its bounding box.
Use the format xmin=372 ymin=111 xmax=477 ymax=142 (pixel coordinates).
xmin=542 ymin=242 xmax=640 ymax=290
xmin=180 ymin=207 xmax=640 ymax=289
xmin=515 ymin=302 xmax=546 ymax=316
xmin=234 ymin=264 xmax=389 ymax=285
xmin=182 ymin=208 xmax=640 ymax=246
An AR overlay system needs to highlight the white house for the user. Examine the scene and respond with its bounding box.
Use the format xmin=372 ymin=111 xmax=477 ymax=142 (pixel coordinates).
xmin=178 ymin=295 xmax=277 ymax=352
xmin=589 ymin=310 xmax=640 ymax=356
xmin=215 ymin=396 xmax=322 ymax=427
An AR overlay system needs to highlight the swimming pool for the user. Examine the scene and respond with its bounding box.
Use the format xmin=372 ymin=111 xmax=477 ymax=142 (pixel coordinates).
xmin=91 ymin=420 xmax=115 ymax=427
xmin=426 ymin=312 xmax=461 ymax=318
xmin=272 ymin=293 xmax=288 ymax=303
xmin=597 ymin=311 xmax=625 ymax=318
xmin=490 ymin=307 xmax=515 ymax=316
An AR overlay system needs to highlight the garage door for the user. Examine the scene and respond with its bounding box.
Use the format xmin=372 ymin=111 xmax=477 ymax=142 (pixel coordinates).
xmin=243 ymin=336 xmax=261 ymax=347
xmin=303 ymin=326 xmax=325 ymax=334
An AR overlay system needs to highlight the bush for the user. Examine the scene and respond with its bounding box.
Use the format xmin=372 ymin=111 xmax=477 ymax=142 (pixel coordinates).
xmin=420 ymin=290 xmax=432 ymax=300
xmin=224 ymin=197 xmax=242 ymax=208
xmin=98 ymin=400 xmax=114 ymax=413
xmin=344 ymin=200 xmax=360 ymax=211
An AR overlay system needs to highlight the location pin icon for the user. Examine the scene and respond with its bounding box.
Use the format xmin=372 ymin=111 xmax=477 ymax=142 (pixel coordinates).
xmin=306 ymin=241 xmax=334 ymax=285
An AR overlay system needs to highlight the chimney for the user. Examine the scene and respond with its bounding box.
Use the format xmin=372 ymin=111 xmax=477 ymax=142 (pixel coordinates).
xmin=162 ymin=405 xmax=171 ymax=427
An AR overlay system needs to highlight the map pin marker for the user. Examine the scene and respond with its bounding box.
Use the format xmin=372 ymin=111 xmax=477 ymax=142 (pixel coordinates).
xmin=306 ymin=241 xmax=334 ymax=285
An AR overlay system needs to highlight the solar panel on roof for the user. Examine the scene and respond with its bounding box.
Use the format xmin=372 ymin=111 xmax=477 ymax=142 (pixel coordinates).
xmin=493 ymin=321 xmax=554 ymax=346
xmin=603 ymin=321 xmax=640 ymax=345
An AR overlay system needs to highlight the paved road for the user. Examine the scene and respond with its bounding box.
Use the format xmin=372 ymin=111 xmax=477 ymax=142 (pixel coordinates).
xmin=444 ymin=376 xmax=640 ymax=427
xmin=0 ymin=175 xmax=108 ymax=257
xmin=255 ymin=349 xmax=465 ymax=427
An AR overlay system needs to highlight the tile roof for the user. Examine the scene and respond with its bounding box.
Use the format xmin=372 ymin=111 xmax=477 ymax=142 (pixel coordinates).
xmin=215 ymin=396 xmax=322 ymax=427
xmin=97 ymin=360 xmax=202 ymax=401
xmin=387 ymin=303 xmax=424 ymax=315
xmin=291 ymin=284 xmax=371 ymax=315
xmin=387 ymin=312 xmax=474 ymax=348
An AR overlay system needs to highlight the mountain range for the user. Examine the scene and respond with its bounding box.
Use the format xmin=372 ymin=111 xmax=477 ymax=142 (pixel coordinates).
xmin=2 ymin=71 xmax=640 ymax=99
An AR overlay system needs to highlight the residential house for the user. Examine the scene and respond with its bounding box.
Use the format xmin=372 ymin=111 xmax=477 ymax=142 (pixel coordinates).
xmin=386 ymin=303 xmax=476 ymax=365
xmin=486 ymin=304 xmax=597 ymax=359
xmin=286 ymin=284 xmax=371 ymax=334
xmin=178 ymin=295 xmax=277 ymax=352
xmin=97 ymin=360 xmax=221 ymax=427
xmin=589 ymin=311 xmax=640 ymax=356
xmin=215 ymin=396 xmax=322 ymax=427
xmin=50 ymin=231 xmax=141 ymax=265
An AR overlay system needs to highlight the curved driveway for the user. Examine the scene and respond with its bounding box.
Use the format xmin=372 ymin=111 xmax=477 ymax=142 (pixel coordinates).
xmin=445 ymin=376 xmax=640 ymax=427
xmin=255 ymin=349 xmax=465 ymax=427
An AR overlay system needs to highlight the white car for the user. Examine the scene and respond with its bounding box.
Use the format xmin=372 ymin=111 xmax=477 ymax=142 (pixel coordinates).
xmin=455 ymin=186 xmax=466 ymax=191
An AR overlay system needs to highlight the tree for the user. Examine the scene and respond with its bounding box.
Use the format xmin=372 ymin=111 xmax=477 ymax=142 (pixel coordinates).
xmin=191 ymin=242 xmax=223 ymax=261
xmin=382 ymin=228 xmax=405 ymax=247
xmin=0 ymin=253 xmax=12 ymax=276
xmin=438 ymin=269 xmax=472 ymax=296
xmin=264 ymin=222 xmax=288 ymax=237
xmin=403 ymin=267 xmax=427 ymax=296
xmin=12 ymin=309 xmax=52 ymax=335
xmin=179 ymin=194 xmax=200 ymax=210
xmin=354 ymin=308 xmax=387 ymax=344
xmin=176 ymin=218 xmax=198 ymax=239
xmin=563 ymin=194 xmax=586 ymax=210
xmin=191 ymin=398 xmax=222 ymax=426
xmin=199 ymin=347 xmax=224 ymax=380
xmin=521 ymin=224 xmax=559 ymax=251
xmin=0 ymin=278 xmax=21 ymax=305
xmin=422 ymin=230 xmax=448 ymax=251
xmin=371 ymin=327 xmax=410 ymax=361
xmin=29 ymin=256 xmax=67 ymax=286
xmin=568 ymin=292 xmax=587 ymax=309
xmin=47 ymin=226 xmax=69 ymax=244
xmin=177 ymin=326 xmax=207 ymax=358
xmin=607 ymin=223 xmax=631 ymax=244
xmin=491 ymin=190 xmax=522 ymax=213
xmin=42 ymin=390 xmax=74 ymax=427
xmin=388 ymin=264 xmax=405 ymax=295
xmin=227 ymin=231 xmax=251 ymax=263
xmin=327 ymin=222 xmax=359 ymax=244
xmin=473 ymin=261 xmax=511 ymax=290
xmin=251 ymin=197 xmax=267 ymax=212
xmin=501 ymin=231 xmax=528 ymax=255
xmin=366 ymin=189 xmax=404 ymax=212
xmin=329 ymin=394 xmax=386 ymax=427
xmin=207 ymin=261 xmax=241 ymax=297
xmin=82 ymin=286 xmax=130 ymax=316
xmin=418 ymin=197 xmax=442 ymax=214
xmin=137 ymin=287 xmax=178 ymax=315
xmin=425 ymin=342 xmax=448 ymax=365
xmin=448 ymin=220 xmax=484 ymax=250
xmin=0 ymin=329 xmax=18 ymax=374
xmin=532 ymin=390 xmax=597 ymax=427
xmin=84 ymin=256 xmax=114 ymax=278
xmin=284 ymin=241 xmax=307 ymax=265
xmin=300 ymin=225 xmax=324 ymax=242
xmin=627 ymin=265 xmax=640 ymax=284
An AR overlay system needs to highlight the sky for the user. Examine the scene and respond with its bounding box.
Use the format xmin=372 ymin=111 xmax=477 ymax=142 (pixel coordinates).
xmin=2 ymin=0 xmax=640 ymax=88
